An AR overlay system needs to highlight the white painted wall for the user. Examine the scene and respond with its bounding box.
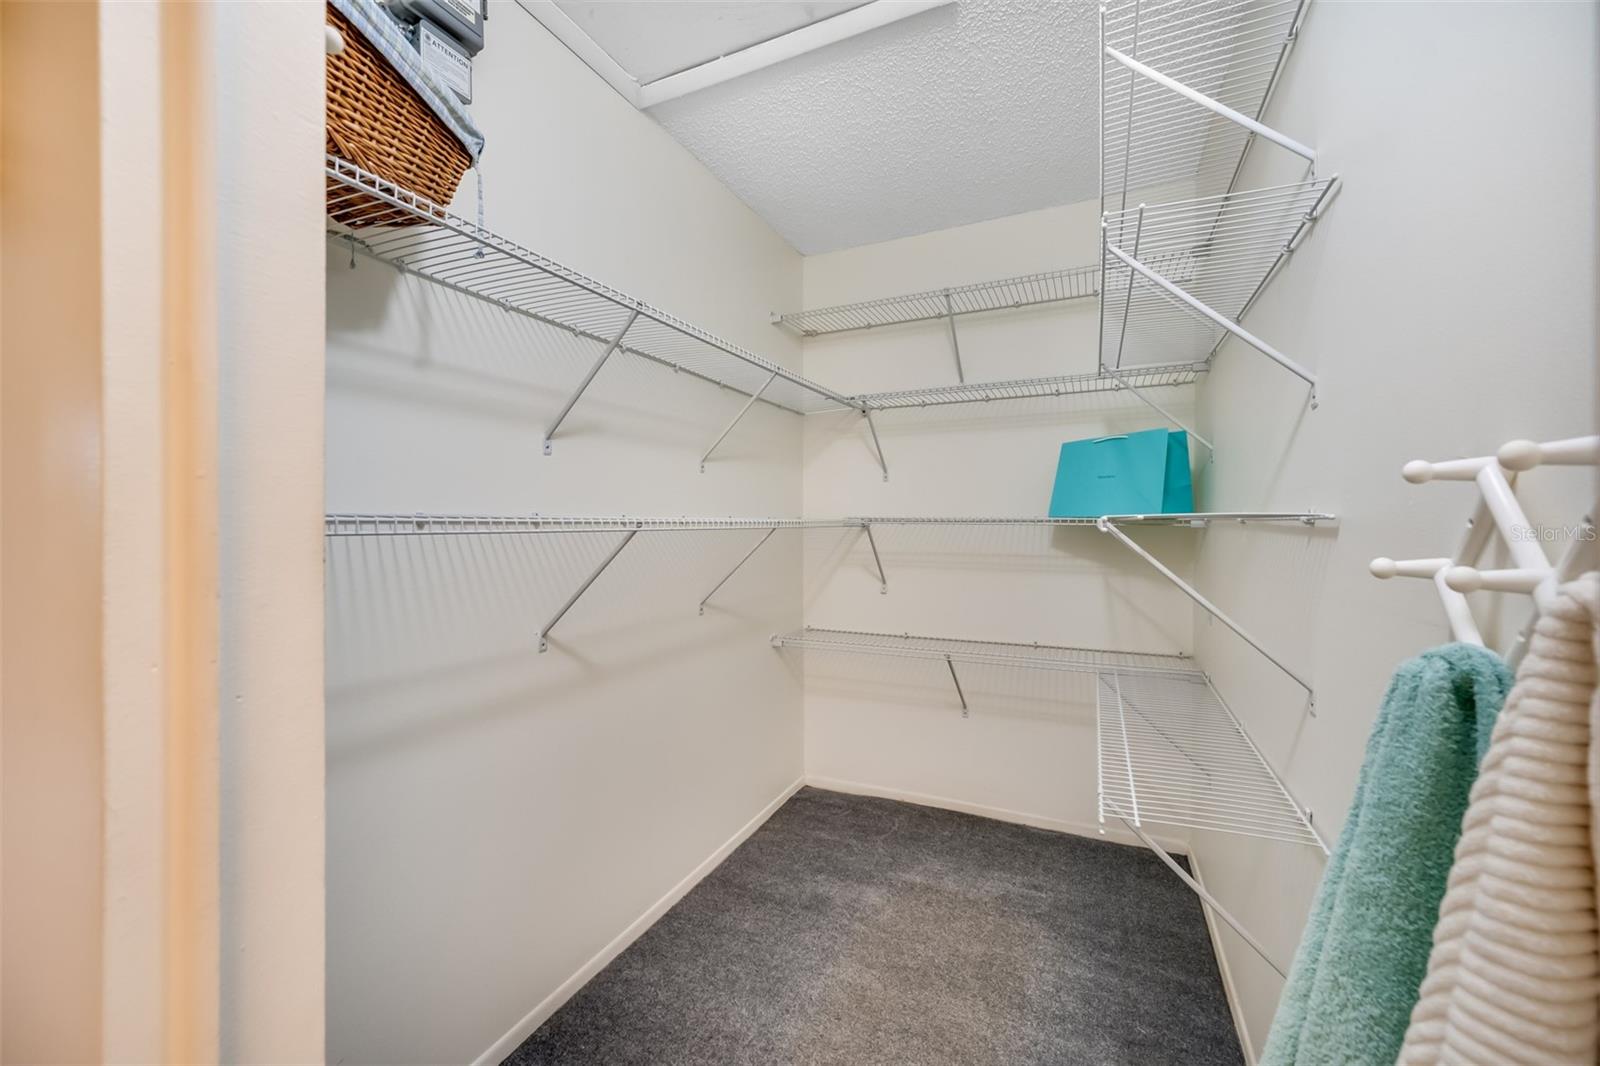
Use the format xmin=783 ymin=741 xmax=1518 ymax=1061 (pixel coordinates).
xmin=1185 ymin=4 xmax=1600 ymax=1058
xmin=325 ymin=4 xmax=806 ymax=1063
xmin=798 ymin=201 xmax=1202 ymax=838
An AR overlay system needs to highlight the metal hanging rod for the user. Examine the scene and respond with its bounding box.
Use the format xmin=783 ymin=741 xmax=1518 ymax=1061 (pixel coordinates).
xmin=326 ymin=157 xmax=861 ymax=427
xmin=772 ymin=266 xmax=1100 ymax=337
xmin=1095 ymin=517 xmax=1318 ymax=706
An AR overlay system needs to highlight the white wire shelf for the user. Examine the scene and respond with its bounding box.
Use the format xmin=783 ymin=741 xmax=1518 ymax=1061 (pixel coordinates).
xmin=1100 ymin=0 xmax=1308 ymax=212
xmin=847 ymin=512 xmax=1334 ymax=527
xmin=324 ymin=514 xmax=859 ymax=536
xmin=1100 ymin=178 xmax=1338 ymax=370
xmin=829 ymin=362 xmax=1205 ymax=411
xmin=770 ymin=627 xmax=1194 ymax=678
xmin=328 ymin=159 xmax=1203 ymax=457
xmin=1097 ymin=670 xmax=1322 ymax=849
xmin=774 ymin=267 xmax=1100 ymax=337
xmin=324 ymin=512 xmax=1335 ymax=538
xmin=767 ymin=626 xmax=1322 ymax=852
xmin=327 ymin=156 xmax=857 ymax=418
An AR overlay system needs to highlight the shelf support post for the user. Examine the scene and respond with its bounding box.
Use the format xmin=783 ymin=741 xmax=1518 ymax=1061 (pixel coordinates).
xmin=543 ymin=307 xmax=640 ymax=455
xmin=699 ymin=526 xmax=780 ymax=614
xmin=1119 ymin=817 xmax=1288 ymax=978
xmin=1103 ymin=45 xmax=1317 ymax=165
xmin=943 ymin=291 xmax=965 ymax=383
xmin=864 ymin=411 xmax=889 ymax=482
xmin=701 ymin=370 xmax=778 ymax=472
xmin=862 ymin=523 xmax=887 ymax=594
xmin=1096 ymin=518 xmax=1315 ymax=706
xmin=1111 ymin=204 xmax=1145 ymax=370
xmin=539 ymin=528 xmax=639 ymax=652
xmin=1106 ymin=244 xmax=1318 ymax=403
xmin=945 ymin=655 xmax=968 ymax=717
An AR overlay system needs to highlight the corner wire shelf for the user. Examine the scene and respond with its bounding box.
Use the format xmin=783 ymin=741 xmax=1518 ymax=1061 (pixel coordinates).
xmin=835 ymin=513 xmax=1328 ymax=711
xmin=329 ymin=159 xmax=1203 ymax=475
xmin=1100 ymin=0 xmax=1310 ymax=211
xmin=766 ymin=624 xmax=1325 ymax=974
xmin=1099 ymin=179 xmax=1337 ymax=377
xmin=1095 ymin=667 xmax=1325 ymax=976
xmin=1097 ymin=0 xmax=1338 ymax=403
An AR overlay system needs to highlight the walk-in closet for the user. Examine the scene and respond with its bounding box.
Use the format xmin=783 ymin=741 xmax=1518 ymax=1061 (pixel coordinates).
xmin=5 ymin=1 xmax=1594 ymax=1064
xmin=316 ymin=1 xmax=1599 ymax=1063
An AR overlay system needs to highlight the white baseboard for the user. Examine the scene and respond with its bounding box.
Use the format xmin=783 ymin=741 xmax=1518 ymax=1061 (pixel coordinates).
xmin=803 ymin=774 xmax=1190 ymax=853
xmin=1185 ymin=848 xmax=1256 ymax=1065
xmin=471 ymin=775 xmax=805 ymax=1066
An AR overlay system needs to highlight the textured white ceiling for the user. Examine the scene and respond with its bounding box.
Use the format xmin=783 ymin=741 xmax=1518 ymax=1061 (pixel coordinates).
xmin=553 ymin=1 xmax=868 ymax=83
xmin=644 ymin=0 xmax=1101 ymax=254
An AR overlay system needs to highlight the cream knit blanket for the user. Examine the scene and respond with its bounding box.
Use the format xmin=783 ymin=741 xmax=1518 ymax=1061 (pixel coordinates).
xmin=1398 ymin=572 xmax=1600 ymax=1065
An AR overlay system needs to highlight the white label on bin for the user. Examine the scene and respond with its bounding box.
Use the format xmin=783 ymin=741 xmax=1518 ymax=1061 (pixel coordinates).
xmin=420 ymin=21 xmax=472 ymax=104
xmin=439 ymin=0 xmax=478 ymax=27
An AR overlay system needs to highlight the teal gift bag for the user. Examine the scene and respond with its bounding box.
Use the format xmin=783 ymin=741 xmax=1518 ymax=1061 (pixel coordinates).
xmin=1048 ymin=428 xmax=1194 ymax=517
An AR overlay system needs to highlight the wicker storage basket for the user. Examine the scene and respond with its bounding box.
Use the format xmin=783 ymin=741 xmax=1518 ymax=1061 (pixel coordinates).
xmin=326 ymin=4 xmax=472 ymax=227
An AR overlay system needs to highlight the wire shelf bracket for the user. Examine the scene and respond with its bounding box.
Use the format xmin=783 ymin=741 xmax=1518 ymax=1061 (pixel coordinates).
xmin=698 ymin=526 xmax=780 ymax=614
xmin=1095 ymin=516 xmax=1321 ymax=710
xmin=701 ymin=370 xmax=779 ymax=472
xmin=1103 ymin=43 xmax=1315 ymax=167
xmin=540 ymin=529 xmax=637 ymax=652
xmin=545 ymin=308 xmax=639 ymax=455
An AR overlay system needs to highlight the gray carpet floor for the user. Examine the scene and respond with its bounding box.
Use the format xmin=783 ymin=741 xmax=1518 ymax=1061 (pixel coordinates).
xmin=505 ymin=787 xmax=1244 ymax=1066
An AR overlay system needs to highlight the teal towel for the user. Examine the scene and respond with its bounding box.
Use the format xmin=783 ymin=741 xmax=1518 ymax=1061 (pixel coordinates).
xmin=1260 ymin=643 xmax=1513 ymax=1066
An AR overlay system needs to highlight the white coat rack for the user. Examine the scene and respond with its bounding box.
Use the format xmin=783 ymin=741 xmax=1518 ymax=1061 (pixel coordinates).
xmin=1370 ymin=435 xmax=1600 ymax=667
